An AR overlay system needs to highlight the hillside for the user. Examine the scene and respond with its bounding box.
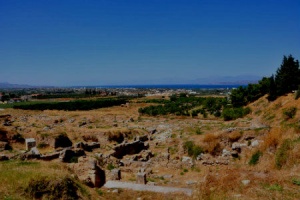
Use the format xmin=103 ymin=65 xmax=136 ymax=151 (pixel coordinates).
xmin=0 ymin=94 xmax=300 ymax=199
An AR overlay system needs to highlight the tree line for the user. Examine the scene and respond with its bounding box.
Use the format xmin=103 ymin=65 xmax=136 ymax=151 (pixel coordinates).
xmin=230 ymin=55 xmax=300 ymax=107
xmin=13 ymin=98 xmax=127 ymax=111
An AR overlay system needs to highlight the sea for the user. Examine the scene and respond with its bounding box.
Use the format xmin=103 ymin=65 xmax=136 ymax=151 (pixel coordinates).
xmin=80 ymin=84 xmax=245 ymax=90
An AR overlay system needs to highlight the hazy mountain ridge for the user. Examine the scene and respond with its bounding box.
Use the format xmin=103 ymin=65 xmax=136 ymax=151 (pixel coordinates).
xmin=0 ymin=75 xmax=261 ymax=88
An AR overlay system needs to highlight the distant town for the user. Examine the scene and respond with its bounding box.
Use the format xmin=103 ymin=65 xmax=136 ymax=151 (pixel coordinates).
xmin=0 ymin=86 xmax=233 ymax=104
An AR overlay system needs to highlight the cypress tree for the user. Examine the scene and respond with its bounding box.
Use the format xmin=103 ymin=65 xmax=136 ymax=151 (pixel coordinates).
xmin=275 ymin=55 xmax=300 ymax=96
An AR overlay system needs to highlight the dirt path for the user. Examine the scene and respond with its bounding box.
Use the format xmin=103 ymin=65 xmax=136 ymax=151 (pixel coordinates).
xmin=104 ymin=181 xmax=193 ymax=196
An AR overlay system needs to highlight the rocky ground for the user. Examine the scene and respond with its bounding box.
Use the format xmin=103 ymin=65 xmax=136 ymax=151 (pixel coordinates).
xmin=1 ymin=94 xmax=300 ymax=199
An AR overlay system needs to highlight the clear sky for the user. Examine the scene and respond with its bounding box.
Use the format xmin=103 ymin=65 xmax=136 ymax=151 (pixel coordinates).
xmin=0 ymin=0 xmax=299 ymax=86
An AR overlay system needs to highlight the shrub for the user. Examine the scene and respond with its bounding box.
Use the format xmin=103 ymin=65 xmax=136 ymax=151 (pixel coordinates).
xmin=25 ymin=176 xmax=80 ymax=200
xmin=222 ymin=107 xmax=251 ymax=121
xmin=283 ymin=106 xmax=297 ymax=120
xmin=275 ymin=139 xmax=293 ymax=169
xmin=248 ymin=151 xmax=262 ymax=165
xmin=183 ymin=141 xmax=204 ymax=159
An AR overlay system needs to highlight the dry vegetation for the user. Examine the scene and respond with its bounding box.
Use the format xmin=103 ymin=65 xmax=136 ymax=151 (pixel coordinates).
xmin=1 ymin=93 xmax=300 ymax=199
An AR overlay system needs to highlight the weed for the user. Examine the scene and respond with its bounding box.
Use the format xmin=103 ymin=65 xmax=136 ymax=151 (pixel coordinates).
xmin=96 ymin=189 xmax=104 ymax=196
xmin=264 ymin=183 xmax=283 ymax=191
xmin=275 ymin=139 xmax=293 ymax=169
xmin=191 ymin=166 xmax=201 ymax=172
xmin=292 ymin=178 xmax=300 ymax=186
xmin=147 ymin=177 xmax=156 ymax=182
xmin=195 ymin=127 xmax=203 ymax=135
xmin=282 ymin=106 xmax=297 ymax=120
xmin=254 ymin=110 xmax=262 ymax=115
xmin=183 ymin=168 xmax=188 ymax=173
xmin=107 ymin=163 xmax=115 ymax=171
xmin=248 ymin=151 xmax=262 ymax=165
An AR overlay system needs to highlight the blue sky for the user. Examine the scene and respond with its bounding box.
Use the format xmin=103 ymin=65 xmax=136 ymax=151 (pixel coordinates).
xmin=0 ymin=0 xmax=299 ymax=86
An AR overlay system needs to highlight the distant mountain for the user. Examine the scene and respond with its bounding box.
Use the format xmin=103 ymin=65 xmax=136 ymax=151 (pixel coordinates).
xmin=192 ymin=75 xmax=261 ymax=85
xmin=107 ymin=75 xmax=261 ymax=86
xmin=0 ymin=82 xmax=36 ymax=89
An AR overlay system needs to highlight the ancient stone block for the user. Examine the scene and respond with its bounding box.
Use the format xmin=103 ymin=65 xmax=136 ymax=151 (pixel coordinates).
xmin=136 ymin=168 xmax=146 ymax=184
xmin=25 ymin=138 xmax=36 ymax=150
xmin=110 ymin=168 xmax=121 ymax=180
xmin=71 ymin=157 xmax=106 ymax=188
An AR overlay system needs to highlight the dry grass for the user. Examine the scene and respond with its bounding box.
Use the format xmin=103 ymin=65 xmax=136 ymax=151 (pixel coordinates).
xmin=261 ymin=127 xmax=282 ymax=152
xmin=0 ymin=160 xmax=89 ymax=200
xmin=1 ymin=93 xmax=300 ymax=199
xmin=227 ymin=131 xmax=242 ymax=142
xmin=202 ymin=133 xmax=221 ymax=155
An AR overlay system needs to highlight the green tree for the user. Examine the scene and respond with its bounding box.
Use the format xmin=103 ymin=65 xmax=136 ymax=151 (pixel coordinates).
xmin=275 ymin=55 xmax=300 ymax=96
xmin=230 ymin=86 xmax=247 ymax=107
xmin=258 ymin=76 xmax=271 ymax=94
xmin=267 ymin=75 xmax=277 ymax=101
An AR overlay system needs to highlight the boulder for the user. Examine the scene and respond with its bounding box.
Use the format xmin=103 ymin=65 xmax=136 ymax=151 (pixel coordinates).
xmin=251 ymin=140 xmax=259 ymax=147
xmin=242 ymin=180 xmax=250 ymax=186
xmin=182 ymin=156 xmax=193 ymax=163
xmin=222 ymin=149 xmax=231 ymax=157
xmin=232 ymin=142 xmax=247 ymax=153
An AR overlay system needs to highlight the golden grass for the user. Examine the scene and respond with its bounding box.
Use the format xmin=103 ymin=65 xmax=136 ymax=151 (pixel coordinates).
xmin=202 ymin=133 xmax=221 ymax=155
xmin=228 ymin=131 xmax=242 ymax=142
xmin=0 ymin=160 xmax=77 ymax=200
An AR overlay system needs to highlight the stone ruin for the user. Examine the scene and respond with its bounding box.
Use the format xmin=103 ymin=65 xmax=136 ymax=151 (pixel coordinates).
xmin=70 ymin=157 xmax=106 ymax=188
xmin=136 ymin=168 xmax=147 ymax=184
xmin=25 ymin=138 xmax=36 ymax=150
